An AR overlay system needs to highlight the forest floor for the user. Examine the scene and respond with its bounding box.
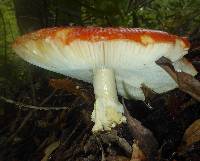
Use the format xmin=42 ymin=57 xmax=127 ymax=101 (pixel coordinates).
xmin=0 ymin=49 xmax=199 ymax=161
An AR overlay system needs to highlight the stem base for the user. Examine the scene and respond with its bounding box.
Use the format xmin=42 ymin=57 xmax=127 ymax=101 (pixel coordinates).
xmin=91 ymin=98 xmax=126 ymax=132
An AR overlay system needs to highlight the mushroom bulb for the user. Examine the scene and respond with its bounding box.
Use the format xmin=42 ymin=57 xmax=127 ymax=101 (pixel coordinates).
xmin=12 ymin=27 xmax=197 ymax=132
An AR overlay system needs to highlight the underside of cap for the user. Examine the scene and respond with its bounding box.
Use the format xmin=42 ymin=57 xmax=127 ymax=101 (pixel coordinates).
xmin=116 ymin=57 xmax=197 ymax=100
xmin=12 ymin=27 xmax=197 ymax=100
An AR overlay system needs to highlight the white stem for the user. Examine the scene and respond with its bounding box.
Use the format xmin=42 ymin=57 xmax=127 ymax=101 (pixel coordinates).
xmin=91 ymin=68 xmax=126 ymax=132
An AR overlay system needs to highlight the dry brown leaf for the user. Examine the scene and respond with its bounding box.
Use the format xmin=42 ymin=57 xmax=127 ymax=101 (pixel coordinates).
xmin=99 ymin=131 xmax=132 ymax=156
xmin=130 ymin=142 xmax=146 ymax=161
xmin=178 ymin=119 xmax=200 ymax=153
xmin=123 ymin=103 xmax=158 ymax=160
xmin=156 ymin=57 xmax=200 ymax=101
xmin=141 ymin=83 xmax=158 ymax=103
xmin=176 ymin=72 xmax=200 ymax=101
xmin=49 ymin=79 xmax=91 ymax=102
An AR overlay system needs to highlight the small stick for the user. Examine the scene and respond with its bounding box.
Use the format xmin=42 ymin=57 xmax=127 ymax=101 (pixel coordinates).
xmin=95 ymin=135 xmax=106 ymax=161
xmin=0 ymin=96 xmax=69 ymax=111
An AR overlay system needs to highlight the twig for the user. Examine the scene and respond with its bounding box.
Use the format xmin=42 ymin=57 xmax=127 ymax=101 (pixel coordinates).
xmin=29 ymin=70 xmax=37 ymax=105
xmin=0 ymin=96 xmax=69 ymax=110
xmin=4 ymin=88 xmax=68 ymax=142
xmin=8 ymin=111 xmax=33 ymax=142
xmin=41 ymin=141 xmax=60 ymax=161
xmin=190 ymin=46 xmax=200 ymax=51
xmin=40 ymin=89 xmax=57 ymax=105
xmin=95 ymin=135 xmax=106 ymax=161
xmin=62 ymin=121 xmax=81 ymax=146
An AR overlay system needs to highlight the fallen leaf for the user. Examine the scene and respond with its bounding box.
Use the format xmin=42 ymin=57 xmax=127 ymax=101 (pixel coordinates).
xmin=176 ymin=72 xmax=200 ymax=101
xmin=130 ymin=142 xmax=146 ymax=161
xmin=156 ymin=57 xmax=200 ymax=101
xmin=99 ymin=131 xmax=132 ymax=156
xmin=141 ymin=83 xmax=159 ymax=104
xmin=49 ymin=79 xmax=92 ymax=102
xmin=123 ymin=102 xmax=158 ymax=160
xmin=178 ymin=119 xmax=200 ymax=153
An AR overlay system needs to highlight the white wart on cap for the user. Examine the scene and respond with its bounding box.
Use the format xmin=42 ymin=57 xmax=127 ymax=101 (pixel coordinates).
xmin=13 ymin=27 xmax=197 ymax=132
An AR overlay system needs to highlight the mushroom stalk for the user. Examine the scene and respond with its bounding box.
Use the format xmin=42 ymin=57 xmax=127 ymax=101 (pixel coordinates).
xmin=92 ymin=68 xmax=126 ymax=132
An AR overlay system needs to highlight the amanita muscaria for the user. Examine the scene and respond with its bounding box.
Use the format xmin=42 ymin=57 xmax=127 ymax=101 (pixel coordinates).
xmin=12 ymin=27 xmax=197 ymax=132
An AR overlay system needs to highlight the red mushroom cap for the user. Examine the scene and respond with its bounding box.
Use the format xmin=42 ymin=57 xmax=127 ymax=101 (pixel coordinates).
xmin=12 ymin=27 xmax=196 ymax=100
xmin=13 ymin=27 xmax=190 ymax=47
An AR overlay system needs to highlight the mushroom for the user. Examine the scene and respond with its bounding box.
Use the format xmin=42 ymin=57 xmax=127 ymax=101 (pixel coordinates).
xmin=12 ymin=27 xmax=197 ymax=132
